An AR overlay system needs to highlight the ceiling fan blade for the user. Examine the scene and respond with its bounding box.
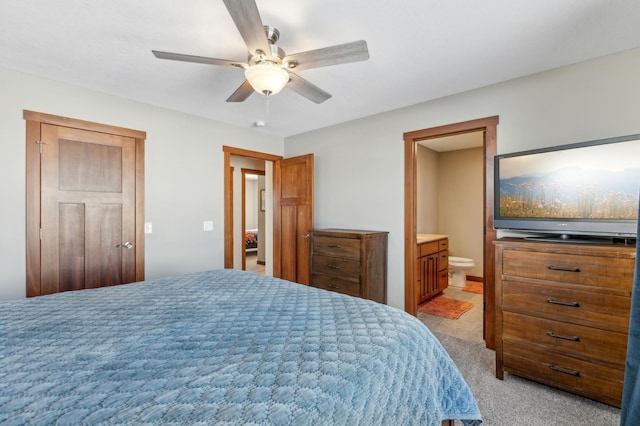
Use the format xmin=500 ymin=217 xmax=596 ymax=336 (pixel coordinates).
xmin=222 ymin=0 xmax=271 ymax=57
xmin=152 ymin=50 xmax=245 ymax=68
xmin=226 ymin=80 xmax=255 ymax=102
xmin=283 ymin=40 xmax=369 ymax=71
xmin=286 ymin=73 xmax=332 ymax=104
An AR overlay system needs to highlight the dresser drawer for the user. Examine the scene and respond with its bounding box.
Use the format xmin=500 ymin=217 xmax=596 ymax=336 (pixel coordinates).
xmin=312 ymin=236 xmax=360 ymax=260
xmin=503 ymin=281 xmax=631 ymax=332
xmin=502 ymin=249 xmax=634 ymax=290
xmin=503 ymin=340 xmax=624 ymax=407
xmin=438 ymin=239 xmax=448 ymax=251
xmin=503 ymin=312 xmax=628 ymax=365
xmin=311 ymin=274 xmax=361 ymax=298
xmin=312 ymin=255 xmax=360 ymax=280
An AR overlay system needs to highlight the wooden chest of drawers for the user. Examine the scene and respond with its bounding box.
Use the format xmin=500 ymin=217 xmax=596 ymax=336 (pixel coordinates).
xmin=309 ymin=229 xmax=388 ymax=303
xmin=494 ymin=239 xmax=635 ymax=407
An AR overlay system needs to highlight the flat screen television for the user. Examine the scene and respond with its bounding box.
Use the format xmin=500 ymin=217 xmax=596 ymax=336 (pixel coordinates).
xmin=494 ymin=133 xmax=640 ymax=243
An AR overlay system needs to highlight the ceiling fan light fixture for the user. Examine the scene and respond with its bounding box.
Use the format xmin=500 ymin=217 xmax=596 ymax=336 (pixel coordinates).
xmin=245 ymin=63 xmax=289 ymax=96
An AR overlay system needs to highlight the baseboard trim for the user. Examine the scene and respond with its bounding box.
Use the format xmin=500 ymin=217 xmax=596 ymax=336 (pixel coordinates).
xmin=467 ymin=275 xmax=483 ymax=283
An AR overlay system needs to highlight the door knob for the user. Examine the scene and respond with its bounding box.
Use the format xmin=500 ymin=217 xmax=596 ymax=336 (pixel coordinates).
xmin=117 ymin=242 xmax=134 ymax=249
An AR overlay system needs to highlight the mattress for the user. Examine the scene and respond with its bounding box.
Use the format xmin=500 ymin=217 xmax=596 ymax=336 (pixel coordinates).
xmin=0 ymin=269 xmax=481 ymax=425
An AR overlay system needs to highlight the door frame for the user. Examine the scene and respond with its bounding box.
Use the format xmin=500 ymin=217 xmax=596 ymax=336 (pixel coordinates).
xmin=25 ymin=110 xmax=146 ymax=296
xmin=223 ymin=146 xmax=282 ymax=269
xmin=404 ymin=115 xmax=498 ymax=348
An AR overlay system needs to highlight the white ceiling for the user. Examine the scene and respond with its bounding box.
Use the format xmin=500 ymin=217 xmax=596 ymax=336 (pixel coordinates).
xmin=419 ymin=131 xmax=484 ymax=152
xmin=2 ymin=0 xmax=639 ymax=138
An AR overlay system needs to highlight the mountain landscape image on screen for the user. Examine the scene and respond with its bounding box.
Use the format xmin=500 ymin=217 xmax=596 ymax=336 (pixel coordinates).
xmin=499 ymin=166 xmax=640 ymax=220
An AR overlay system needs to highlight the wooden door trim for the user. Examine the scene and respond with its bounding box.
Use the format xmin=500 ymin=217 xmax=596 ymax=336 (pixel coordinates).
xmin=24 ymin=110 xmax=146 ymax=139
xmin=223 ymin=146 xmax=282 ymax=269
xmin=404 ymin=115 xmax=498 ymax=349
xmin=25 ymin=110 xmax=146 ymax=297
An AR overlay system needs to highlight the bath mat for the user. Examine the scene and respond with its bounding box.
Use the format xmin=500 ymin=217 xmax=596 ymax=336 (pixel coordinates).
xmin=418 ymin=296 xmax=473 ymax=320
xmin=462 ymin=283 xmax=484 ymax=294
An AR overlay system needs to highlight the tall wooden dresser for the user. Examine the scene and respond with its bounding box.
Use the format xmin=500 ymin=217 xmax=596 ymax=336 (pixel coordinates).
xmin=494 ymin=238 xmax=635 ymax=407
xmin=309 ymin=229 xmax=388 ymax=304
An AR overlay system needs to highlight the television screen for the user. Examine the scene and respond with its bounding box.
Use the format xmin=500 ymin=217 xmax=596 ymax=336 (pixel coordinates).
xmin=494 ymin=134 xmax=640 ymax=240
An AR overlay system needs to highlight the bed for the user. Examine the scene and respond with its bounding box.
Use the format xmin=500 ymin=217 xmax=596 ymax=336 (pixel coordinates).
xmin=245 ymin=229 xmax=258 ymax=252
xmin=0 ymin=269 xmax=481 ymax=425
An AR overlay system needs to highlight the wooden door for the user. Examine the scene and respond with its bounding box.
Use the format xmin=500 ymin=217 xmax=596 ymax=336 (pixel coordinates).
xmin=273 ymin=154 xmax=314 ymax=284
xmin=25 ymin=111 xmax=145 ymax=297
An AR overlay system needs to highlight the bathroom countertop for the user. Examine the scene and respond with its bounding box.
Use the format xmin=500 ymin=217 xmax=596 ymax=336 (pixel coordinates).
xmin=416 ymin=233 xmax=448 ymax=244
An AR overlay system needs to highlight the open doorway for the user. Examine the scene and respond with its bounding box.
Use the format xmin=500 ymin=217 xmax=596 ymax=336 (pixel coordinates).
xmin=242 ymin=169 xmax=266 ymax=274
xmin=404 ymin=116 xmax=498 ymax=349
xmin=223 ymin=146 xmax=314 ymax=284
xmin=416 ymin=133 xmax=484 ymax=342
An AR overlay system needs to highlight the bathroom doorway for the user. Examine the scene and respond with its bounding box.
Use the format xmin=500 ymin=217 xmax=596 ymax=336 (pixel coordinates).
xmin=416 ymin=134 xmax=484 ymax=342
xmin=404 ymin=116 xmax=498 ymax=349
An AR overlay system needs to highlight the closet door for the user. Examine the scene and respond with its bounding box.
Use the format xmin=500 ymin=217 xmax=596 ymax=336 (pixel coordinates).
xmin=25 ymin=111 xmax=146 ymax=297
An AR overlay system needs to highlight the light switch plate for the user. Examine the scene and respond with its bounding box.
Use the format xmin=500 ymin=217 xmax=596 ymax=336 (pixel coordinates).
xmin=203 ymin=221 xmax=213 ymax=231
xmin=144 ymin=222 xmax=152 ymax=234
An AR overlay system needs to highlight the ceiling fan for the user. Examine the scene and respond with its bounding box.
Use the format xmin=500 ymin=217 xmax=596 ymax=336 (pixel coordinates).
xmin=152 ymin=0 xmax=369 ymax=104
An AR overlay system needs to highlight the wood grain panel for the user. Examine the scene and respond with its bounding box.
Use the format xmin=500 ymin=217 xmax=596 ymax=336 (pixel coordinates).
xmin=280 ymin=205 xmax=297 ymax=282
xmin=59 ymin=139 xmax=123 ymax=192
xmin=58 ymin=203 xmax=86 ymax=292
xmin=311 ymin=236 xmax=360 ymax=260
xmin=503 ymin=250 xmax=635 ymax=289
xmin=98 ymin=204 xmax=123 ymax=287
xmin=504 ymin=340 xmax=624 ymax=407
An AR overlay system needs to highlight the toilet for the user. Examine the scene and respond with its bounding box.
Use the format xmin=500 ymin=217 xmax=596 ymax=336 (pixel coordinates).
xmin=448 ymin=256 xmax=475 ymax=287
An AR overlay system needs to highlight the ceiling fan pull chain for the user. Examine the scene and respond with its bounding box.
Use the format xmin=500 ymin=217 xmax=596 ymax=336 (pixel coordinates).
xmin=265 ymin=92 xmax=270 ymax=114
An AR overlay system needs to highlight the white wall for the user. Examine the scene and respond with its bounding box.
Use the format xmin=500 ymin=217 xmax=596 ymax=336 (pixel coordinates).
xmin=3 ymin=48 xmax=639 ymax=305
xmin=0 ymin=67 xmax=282 ymax=300
xmin=284 ymin=48 xmax=640 ymax=310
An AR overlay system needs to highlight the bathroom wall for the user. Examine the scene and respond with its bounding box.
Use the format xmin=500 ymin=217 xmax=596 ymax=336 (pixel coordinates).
xmin=437 ymin=148 xmax=484 ymax=279
xmin=416 ymin=146 xmax=439 ymax=232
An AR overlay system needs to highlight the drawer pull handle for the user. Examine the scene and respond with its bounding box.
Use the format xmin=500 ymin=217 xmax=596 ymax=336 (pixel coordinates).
xmin=328 ymin=284 xmax=342 ymax=289
xmin=548 ymin=364 xmax=580 ymax=377
xmin=547 ymin=331 xmax=580 ymax=342
xmin=547 ymin=298 xmax=580 ymax=307
xmin=547 ymin=265 xmax=580 ymax=272
xmin=327 ymin=245 xmax=342 ymax=248
xmin=327 ymin=264 xmax=341 ymax=270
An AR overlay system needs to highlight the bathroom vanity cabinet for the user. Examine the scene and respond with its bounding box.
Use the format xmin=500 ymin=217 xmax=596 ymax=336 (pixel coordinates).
xmin=494 ymin=238 xmax=634 ymax=407
xmin=416 ymin=235 xmax=449 ymax=304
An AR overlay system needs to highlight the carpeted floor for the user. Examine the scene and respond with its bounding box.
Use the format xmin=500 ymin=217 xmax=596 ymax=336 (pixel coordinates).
xmin=432 ymin=332 xmax=620 ymax=425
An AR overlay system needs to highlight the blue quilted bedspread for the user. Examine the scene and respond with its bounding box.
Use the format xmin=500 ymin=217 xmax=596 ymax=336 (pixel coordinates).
xmin=0 ymin=270 xmax=481 ymax=425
